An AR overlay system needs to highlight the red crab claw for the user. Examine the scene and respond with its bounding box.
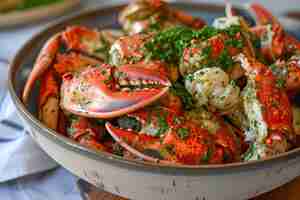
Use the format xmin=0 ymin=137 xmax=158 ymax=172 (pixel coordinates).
xmin=106 ymin=107 xmax=241 ymax=165
xmin=105 ymin=107 xmax=180 ymax=164
xmin=22 ymin=26 xmax=116 ymax=104
xmin=61 ymin=64 xmax=171 ymax=119
xmin=235 ymin=54 xmax=295 ymax=157
xmin=36 ymin=52 xmax=102 ymax=131
xmin=105 ymin=122 xmax=174 ymax=164
xmin=247 ymin=3 xmax=285 ymax=61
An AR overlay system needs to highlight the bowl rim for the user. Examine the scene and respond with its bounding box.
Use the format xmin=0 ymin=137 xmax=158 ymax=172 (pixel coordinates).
xmin=8 ymin=2 xmax=300 ymax=174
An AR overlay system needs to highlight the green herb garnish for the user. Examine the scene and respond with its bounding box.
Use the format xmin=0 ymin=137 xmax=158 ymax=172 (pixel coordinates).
xmin=225 ymin=39 xmax=244 ymax=49
xmin=177 ymin=127 xmax=190 ymax=140
xmin=223 ymin=25 xmax=241 ymax=36
xmin=276 ymin=78 xmax=286 ymax=89
xmin=155 ymin=111 xmax=169 ymax=136
xmin=144 ymin=26 xmax=219 ymax=64
xmin=117 ymin=116 xmax=142 ymax=132
xmin=113 ymin=143 xmax=124 ymax=156
xmin=170 ymin=81 xmax=194 ymax=110
xmin=217 ymin=49 xmax=234 ymax=70
xmin=201 ymin=148 xmax=212 ymax=163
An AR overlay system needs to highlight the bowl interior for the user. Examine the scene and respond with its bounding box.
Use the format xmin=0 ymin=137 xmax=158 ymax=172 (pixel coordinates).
xmin=9 ymin=2 xmax=300 ymax=170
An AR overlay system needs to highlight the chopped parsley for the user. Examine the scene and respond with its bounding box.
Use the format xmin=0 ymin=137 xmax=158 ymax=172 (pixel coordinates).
xmin=112 ymin=143 xmax=124 ymax=156
xmin=177 ymin=127 xmax=190 ymax=140
xmin=147 ymin=15 xmax=166 ymax=32
xmin=217 ymin=49 xmax=234 ymax=70
xmin=94 ymin=33 xmax=111 ymax=62
xmin=170 ymin=81 xmax=194 ymax=110
xmin=144 ymin=25 xmax=243 ymax=71
xmin=276 ymin=78 xmax=286 ymax=89
xmin=117 ymin=116 xmax=142 ymax=132
xmin=243 ymin=143 xmax=260 ymax=161
xmin=92 ymin=119 xmax=106 ymax=126
xmin=229 ymin=79 xmax=237 ymax=86
xmin=144 ymin=26 xmax=219 ymax=64
xmin=223 ymin=25 xmax=241 ymax=36
xmin=201 ymin=148 xmax=212 ymax=163
xmin=66 ymin=115 xmax=79 ymax=137
xmin=201 ymin=46 xmax=212 ymax=59
xmin=224 ymin=38 xmax=244 ymax=49
xmin=269 ymin=63 xmax=278 ymax=72
xmin=252 ymin=37 xmax=261 ymax=49
xmin=155 ymin=111 xmax=169 ymax=136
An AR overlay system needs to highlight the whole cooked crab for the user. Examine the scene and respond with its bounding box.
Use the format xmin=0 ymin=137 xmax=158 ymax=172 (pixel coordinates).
xmin=22 ymin=0 xmax=300 ymax=165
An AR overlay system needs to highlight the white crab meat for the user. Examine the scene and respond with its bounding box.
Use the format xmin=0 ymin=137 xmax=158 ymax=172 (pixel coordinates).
xmin=212 ymin=16 xmax=240 ymax=30
xmin=185 ymin=67 xmax=240 ymax=112
xmin=242 ymin=79 xmax=268 ymax=143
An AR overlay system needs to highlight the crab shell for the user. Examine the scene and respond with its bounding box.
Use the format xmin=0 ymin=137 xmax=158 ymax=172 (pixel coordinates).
xmin=60 ymin=63 xmax=171 ymax=119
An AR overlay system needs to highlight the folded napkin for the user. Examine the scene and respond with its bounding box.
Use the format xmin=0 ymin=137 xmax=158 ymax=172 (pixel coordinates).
xmin=0 ymin=168 xmax=81 ymax=200
xmin=0 ymin=62 xmax=58 ymax=183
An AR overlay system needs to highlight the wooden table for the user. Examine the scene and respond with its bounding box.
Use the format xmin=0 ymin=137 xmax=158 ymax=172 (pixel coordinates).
xmin=78 ymin=177 xmax=300 ymax=200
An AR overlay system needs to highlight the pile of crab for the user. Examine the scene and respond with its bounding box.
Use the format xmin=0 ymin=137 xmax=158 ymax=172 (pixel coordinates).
xmin=22 ymin=0 xmax=300 ymax=165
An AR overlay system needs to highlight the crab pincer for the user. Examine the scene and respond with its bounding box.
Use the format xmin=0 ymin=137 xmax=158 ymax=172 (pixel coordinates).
xmin=105 ymin=106 xmax=241 ymax=165
xmin=60 ymin=63 xmax=171 ymax=119
xmin=235 ymin=54 xmax=295 ymax=160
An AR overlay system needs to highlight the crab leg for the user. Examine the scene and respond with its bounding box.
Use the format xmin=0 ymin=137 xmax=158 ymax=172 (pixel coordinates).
xmin=38 ymin=69 xmax=60 ymax=130
xmin=243 ymin=3 xmax=300 ymax=92
xmin=22 ymin=33 xmax=61 ymax=104
xmin=246 ymin=3 xmax=285 ymax=61
xmin=235 ymin=54 xmax=295 ymax=159
xmin=105 ymin=122 xmax=174 ymax=164
xmin=67 ymin=116 xmax=107 ymax=151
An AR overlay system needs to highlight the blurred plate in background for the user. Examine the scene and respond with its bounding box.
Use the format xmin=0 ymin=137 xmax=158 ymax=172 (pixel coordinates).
xmin=0 ymin=0 xmax=80 ymax=28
